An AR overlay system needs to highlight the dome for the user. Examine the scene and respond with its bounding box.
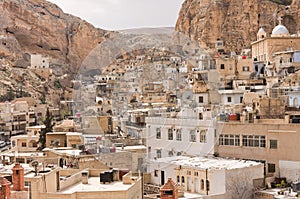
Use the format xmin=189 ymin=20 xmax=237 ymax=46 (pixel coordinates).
xmin=271 ymin=24 xmax=289 ymax=36
xmin=258 ymin=27 xmax=266 ymax=34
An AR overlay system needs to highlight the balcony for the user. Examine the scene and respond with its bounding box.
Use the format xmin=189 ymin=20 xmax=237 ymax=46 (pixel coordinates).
xmin=125 ymin=121 xmax=146 ymax=128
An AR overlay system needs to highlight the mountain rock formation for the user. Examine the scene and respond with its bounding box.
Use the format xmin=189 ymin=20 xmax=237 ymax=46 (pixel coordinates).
xmin=176 ymin=0 xmax=300 ymax=53
xmin=0 ymin=0 xmax=110 ymax=70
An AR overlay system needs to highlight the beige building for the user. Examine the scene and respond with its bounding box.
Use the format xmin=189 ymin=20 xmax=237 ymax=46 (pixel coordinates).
xmin=10 ymin=125 xmax=45 ymax=152
xmin=0 ymin=101 xmax=36 ymax=138
xmin=46 ymin=132 xmax=83 ymax=149
xmin=216 ymin=121 xmax=300 ymax=181
xmin=81 ymin=116 xmax=112 ymax=134
xmin=251 ymin=23 xmax=300 ymax=76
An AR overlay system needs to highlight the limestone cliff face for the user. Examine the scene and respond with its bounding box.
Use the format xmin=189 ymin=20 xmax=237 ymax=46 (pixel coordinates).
xmin=176 ymin=0 xmax=300 ymax=53
xmin=0 ymin=0 xmax=110 ymax=69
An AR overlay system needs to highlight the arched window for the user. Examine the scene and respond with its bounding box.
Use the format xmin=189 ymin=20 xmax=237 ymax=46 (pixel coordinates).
xmin=181 ymin=176 xmax=185 ymax=184
xmin=293 ymin=98 xmax=298 ymax=107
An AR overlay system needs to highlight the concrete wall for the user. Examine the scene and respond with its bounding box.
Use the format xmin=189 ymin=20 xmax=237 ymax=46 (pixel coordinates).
xmin=28 ymin=168 xmax=60 ymax=199
xmin=100 ymin=151 xmax=132 ymax=170
xmin=279 ymin=160 xmax=300 ymax=182
xmin=11 ymin=191 xmax=28 ymax=199
xmin=225 ymin=164 xmax=264 ymax=199
xmin=46 ymin=134 xmax=66 ymax=148
xmin=148 ymin=160 xmax=175 ymax=186
xmin=60 ymin=170 xmax=82 ymax=190
xmin=81 ymin=116 xmax=110 ymax=134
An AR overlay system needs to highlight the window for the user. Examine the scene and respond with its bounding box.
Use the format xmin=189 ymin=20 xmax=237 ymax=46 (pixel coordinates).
xmin=156 ymin=149 xmax=161 ymax=159
xmin=235 ymin=135 xmax=240 ymax=146
xmin=268 ymin=163 xmax=276 ymax=173
xmin=270 ymin=140 xmax=278 ymax=149
xmin=168 ymin=150 xmax=173 ymax=157
xmin=32 ymin=142 xmax=37 ymax=147
xmin=181 ymin=176 xmax=185 ymax=184
xmin=227 ymin=97 xmax=232 ymax=103
xmin=156 ymin=128 xmax=161 ymax=139
xmin=242 ymin=135 xmax=266 ymax=148
xmin=240 ymin=96 xmax=243 ymax=103
xmin=201 ymin=179 xmax=204 ymax=190
xmin=154 ymin=170 xmax=158 ymax=177
xmin=177 ymin=152 xmax=182 ymax=156
xmin=242 ymin=66 xmax=249 ymax=71
xmin=199 ymin=96 xmax=204 ymax=103
xmin=187 ymin=171 xmax=191 ymax=175
xmin=219 ymin=134 xmax=240 ymax=146
xmin=194 ymin=172 xmax=198 ymax=176
xmin=260 ymin=136 xmax=266 ymax=147
xmin=190 ymin=130 xmax=196 ymax=142
xmin=200 ymin=130 xmax=207 ymax=143
xmin=217 ymin=41 xmax=223 ymax=46
xmin=176 ymin=129 xmax=182 ymax=141
xmin=242 ymin=135 xmax=247 ymax=146
xmin=220 ymin=64 xmax=225 ymax=69
xmin=168 ymin=129 xmax=173 ymax=140
xmin=22 ymin=142 xmax=26 ymax=147
xmin=177 ymin=176 xmax=180 ymax=183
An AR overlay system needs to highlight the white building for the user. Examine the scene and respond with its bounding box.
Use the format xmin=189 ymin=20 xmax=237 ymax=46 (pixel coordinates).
xmin=148 ymin=156 xmax=264 ymax=198
xmin=146 ymin=108 xmax=216 ymax=163
xmin=30 ymin=54 xmax=50 ymax=69
xmin=218 ymin=89 xmax=245 ymax=105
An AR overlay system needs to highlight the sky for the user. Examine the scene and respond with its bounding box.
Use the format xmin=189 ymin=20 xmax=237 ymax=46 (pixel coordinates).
xmin=47 ymin=0 xmax=185 ymax=30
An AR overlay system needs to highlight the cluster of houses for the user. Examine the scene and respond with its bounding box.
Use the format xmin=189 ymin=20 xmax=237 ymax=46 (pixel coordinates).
xmin=0 ymin=21 xmax=300 ymax=199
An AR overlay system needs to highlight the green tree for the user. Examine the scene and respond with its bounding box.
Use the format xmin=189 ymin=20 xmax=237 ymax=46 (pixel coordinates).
xmin=37 ymin=108 xmax=54 ymax=151
xmin=39 ymin=92 xmax=46 ymax=104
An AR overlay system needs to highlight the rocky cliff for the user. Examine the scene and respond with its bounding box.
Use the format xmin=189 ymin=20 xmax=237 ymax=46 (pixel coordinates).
xmin=176 ymin=0 xmax=300 ymax=53
xmin=0 ymin=0 xmax=112 ymax=104
xmin=0 ymin=0 xmax=110 ymax=70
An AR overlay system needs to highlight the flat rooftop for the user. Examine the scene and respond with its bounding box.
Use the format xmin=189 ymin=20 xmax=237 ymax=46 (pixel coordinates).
xmin=0 ymin=163 xmax=33 ymax=175
xmin=59 ymin=177 xmax=135 ymax=193
xmin=0 ymin=151 xmax=44 ymax=157
xmin=153 ymin=156 xmax=262 ymax=170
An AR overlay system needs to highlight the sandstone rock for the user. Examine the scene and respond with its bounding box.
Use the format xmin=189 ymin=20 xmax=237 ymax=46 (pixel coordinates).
xmin=176 ymin=0 xmax=300 ymax=53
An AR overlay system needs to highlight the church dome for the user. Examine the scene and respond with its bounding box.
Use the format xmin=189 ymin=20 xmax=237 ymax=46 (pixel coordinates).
xmin=271 ymin=24 xmax=289 ymax=36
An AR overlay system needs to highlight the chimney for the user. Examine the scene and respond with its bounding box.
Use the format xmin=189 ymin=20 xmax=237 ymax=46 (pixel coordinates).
xmin=81 ymin=171 xmax=88 ymax=184
xmin=160 ymin=178 xmax=178 ymax=199
xmin=0 ymin=177 xmax=11 ymax=199
xmin=12 ymin=163 xmax=24 ymax=191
